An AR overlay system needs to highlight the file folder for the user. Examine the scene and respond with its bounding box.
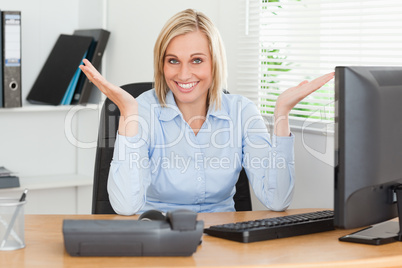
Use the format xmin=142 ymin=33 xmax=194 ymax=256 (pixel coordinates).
xmin=26 ymin=34 xmax=93 ymax=105
xmin=60 ymin=52 xmax=87 ymax=105
xmin=72 ymin=29 xmax=110 ymax=104
xmin=1 ymin=11 xmax=22 ymax=108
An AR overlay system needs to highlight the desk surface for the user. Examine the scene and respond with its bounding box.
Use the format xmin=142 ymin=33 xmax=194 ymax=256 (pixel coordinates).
xmin=1 ymin=209 xmax=402 ymax=267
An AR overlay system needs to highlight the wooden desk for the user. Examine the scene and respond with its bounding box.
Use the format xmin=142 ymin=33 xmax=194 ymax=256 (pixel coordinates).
xmin=1 ymin=209 xmax=401 ymax=267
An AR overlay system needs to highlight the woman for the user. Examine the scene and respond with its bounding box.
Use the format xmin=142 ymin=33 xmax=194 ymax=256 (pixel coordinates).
xmin=80 ymin=9 xmax=334 ymax=215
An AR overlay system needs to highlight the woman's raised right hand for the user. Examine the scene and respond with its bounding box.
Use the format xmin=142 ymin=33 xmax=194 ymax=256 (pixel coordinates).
xmin=79 ymin=59 xmax=139 ymax=136
xmin=79 ymin=59 xmax=138 ymax=117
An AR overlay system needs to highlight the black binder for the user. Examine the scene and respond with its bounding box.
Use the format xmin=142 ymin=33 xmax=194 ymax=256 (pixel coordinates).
xmin=26 ymin=34 xmax=93 ymax=105
xmin=0 ymin=9 xmax=3 ymax=107
xmin=72 ymin=29 xmax=110 ymax=104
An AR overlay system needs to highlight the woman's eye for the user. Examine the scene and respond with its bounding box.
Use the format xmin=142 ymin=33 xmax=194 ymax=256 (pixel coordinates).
xmin=168 ymin=59 xmax=179 ymax=64
xmin=193 ymin=58 xmax=202 ymax=64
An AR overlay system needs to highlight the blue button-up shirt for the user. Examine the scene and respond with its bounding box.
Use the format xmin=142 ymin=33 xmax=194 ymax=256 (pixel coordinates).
xmin=108 ymin=89 xmax=295 ymax=215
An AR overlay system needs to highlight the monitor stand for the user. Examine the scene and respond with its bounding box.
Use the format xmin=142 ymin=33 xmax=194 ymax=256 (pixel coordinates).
xmin=339 ymin=184 xmax=402 ymax=245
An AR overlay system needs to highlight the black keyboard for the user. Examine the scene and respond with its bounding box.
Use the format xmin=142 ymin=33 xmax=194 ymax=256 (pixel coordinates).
xmin=204 ymin=210 xmax=334 ymax=243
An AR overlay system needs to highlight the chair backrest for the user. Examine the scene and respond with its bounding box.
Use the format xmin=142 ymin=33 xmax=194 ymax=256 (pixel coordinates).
xmin=92 ymin=83 xmax=252 ymax=214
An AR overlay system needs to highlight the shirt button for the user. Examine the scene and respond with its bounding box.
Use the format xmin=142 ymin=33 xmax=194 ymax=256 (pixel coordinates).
xmin=197 ymin=177 xmax=202 ymax=181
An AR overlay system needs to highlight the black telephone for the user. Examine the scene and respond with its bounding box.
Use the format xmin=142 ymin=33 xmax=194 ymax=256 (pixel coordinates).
xmin=63 ymin=209 xmax=204 ymax=256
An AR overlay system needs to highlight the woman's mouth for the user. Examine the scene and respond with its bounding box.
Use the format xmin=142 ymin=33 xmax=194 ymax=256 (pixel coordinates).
xmin=176 ymin=81 xmax=198 ymax=92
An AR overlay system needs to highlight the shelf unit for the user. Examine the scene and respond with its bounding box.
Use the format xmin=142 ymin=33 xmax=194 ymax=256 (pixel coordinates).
xmin=0 ymin=0 xmax=105 ymax=214
xmin=0 ymin=104 xmax=100 ymax=113
xmin=2 ymin=174 xmax=92 ymax=192
xmin=0 ymin=174 xmax=93 ymax=214
xmin=0 ymin=103 xmax=100 ymax=214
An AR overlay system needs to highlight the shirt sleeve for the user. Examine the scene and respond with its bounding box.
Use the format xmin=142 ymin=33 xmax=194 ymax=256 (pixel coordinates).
xmin=107 ymin=132 xmax=151 ymax=215
xmin=241 ymin=102 xmax=295 ymax=211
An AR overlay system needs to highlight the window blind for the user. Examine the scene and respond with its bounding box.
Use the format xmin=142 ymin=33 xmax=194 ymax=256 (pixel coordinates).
xmin=236 ymin=0 xmax=402 ymax=124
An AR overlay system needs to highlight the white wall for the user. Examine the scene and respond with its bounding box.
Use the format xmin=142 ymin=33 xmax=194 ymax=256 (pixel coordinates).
xmin=251 ymin=129 xmax=334 ymax=210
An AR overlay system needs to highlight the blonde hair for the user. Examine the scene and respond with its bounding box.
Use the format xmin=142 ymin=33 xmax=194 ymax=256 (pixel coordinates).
xmin=153 ymin=9 xmax=227 ymax=109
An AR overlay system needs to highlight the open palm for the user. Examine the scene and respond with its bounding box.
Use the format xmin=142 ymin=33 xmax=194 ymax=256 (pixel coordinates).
xmin=79 ymin=59 xmax=138 ymax=116
xmin=275 ymin=72 xmax=335 ymax=117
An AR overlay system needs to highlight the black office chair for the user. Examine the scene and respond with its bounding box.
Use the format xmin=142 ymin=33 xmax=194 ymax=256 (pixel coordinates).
xmin=92 ymin=82 xmax=252 ymax=214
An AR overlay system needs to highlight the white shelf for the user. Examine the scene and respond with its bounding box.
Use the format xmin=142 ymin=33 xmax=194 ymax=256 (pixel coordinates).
xmin=0 ymin=174 xmax=93 ymax=193
xmin=0 ymin=103 xmax=100 ymax=113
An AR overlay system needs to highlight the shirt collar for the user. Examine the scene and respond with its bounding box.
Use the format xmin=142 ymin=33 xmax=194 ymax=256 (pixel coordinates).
xmin=158 ymin=91 xmax=181 ymax=121
xmin=207 ymin=104 xmax=230 ymax=120
xmin=207 ymin=93 xmax=230 ymax=120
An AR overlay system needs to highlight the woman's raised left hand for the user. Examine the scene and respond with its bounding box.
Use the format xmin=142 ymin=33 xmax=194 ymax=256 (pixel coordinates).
xmin=274 ymin=72 xmax=335 ymax=136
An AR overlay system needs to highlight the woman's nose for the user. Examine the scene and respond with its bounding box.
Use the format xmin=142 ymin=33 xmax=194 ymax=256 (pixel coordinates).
xmin=178 ymin=64 xmax=192 ymax=81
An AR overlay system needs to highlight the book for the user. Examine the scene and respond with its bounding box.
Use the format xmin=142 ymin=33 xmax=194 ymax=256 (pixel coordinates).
xmin=0 ymin=176 xmax=20 ymax=189
xmin=26 ymin=34 xmax=93 ymax=105
xmin=0 ymin=167 xmax=19 ymax=189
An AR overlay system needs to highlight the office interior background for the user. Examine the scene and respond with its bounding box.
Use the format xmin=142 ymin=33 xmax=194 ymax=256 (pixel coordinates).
xmin=1 ymin=0 xmax=400 ymax=214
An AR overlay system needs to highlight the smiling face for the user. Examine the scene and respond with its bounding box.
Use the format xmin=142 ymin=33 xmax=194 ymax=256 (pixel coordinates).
xmin=163 ymin=30 xmax=213 ymax=112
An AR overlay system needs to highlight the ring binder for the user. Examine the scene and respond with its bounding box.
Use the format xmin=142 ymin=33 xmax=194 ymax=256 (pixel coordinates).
xmin=1 ymin=11 xmax=22 ymax=108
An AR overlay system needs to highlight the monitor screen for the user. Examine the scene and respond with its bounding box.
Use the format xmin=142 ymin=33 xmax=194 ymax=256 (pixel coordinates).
xmin=334 ymin=66 xmax=402 ymax=244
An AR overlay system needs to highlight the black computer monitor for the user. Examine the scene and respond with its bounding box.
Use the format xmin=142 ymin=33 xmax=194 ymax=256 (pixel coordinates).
xmin=334 ymin=66 xmax=402 ymax=245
